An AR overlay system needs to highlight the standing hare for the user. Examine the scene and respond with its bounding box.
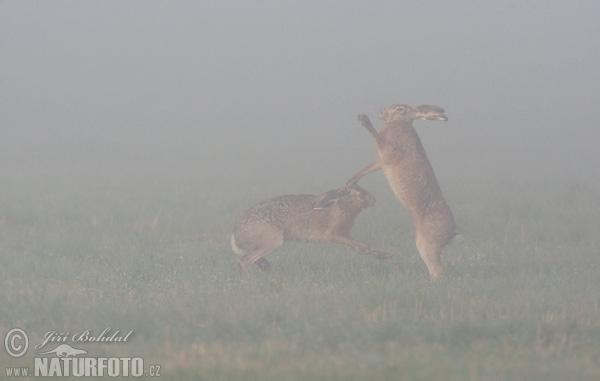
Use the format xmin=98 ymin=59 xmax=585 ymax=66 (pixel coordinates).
xmin=343 ymin=104 xmax=458 ymax=279
xmin=231 ymin=185 xmax=391 ymax=272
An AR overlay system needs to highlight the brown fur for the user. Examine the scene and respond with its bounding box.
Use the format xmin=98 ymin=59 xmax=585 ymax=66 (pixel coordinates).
xmin=231 ymin=185 xmax=391 ymax=272
xmin=346 ymin=104 xmax=457 ymax=279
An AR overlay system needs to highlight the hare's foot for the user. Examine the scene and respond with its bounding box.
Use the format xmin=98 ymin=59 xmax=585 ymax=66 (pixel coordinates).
xmin=358 ymin=247 xmax=392 ymax=260
xmin=372 ymin=251 xmax=392 ymax=260
xmin=255 ymin=257 xmax=270 ymax=271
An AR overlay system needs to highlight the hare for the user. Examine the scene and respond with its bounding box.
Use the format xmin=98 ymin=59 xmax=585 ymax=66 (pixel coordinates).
xmin=231 ymin=185 xmax=391 ymax=272
xmin=343 ymin=104 xmax=457 ymax=279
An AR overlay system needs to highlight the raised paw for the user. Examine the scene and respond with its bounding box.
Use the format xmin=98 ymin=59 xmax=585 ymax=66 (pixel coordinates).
xmin=357 ymin=113 xmax=374 ymax=129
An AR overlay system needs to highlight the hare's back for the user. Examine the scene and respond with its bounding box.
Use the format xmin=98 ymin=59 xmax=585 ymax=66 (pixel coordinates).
xmin=237 ymin=194 xmax=315 ymax=226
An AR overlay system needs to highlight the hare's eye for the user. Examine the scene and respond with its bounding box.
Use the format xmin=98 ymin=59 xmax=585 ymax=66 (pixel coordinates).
xmin=395 ymin=106 xmax=404 ymax=113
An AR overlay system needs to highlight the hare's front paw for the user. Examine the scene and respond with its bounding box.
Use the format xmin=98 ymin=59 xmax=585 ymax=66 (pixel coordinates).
xmin=357 ymin=113 xmax=372 ymax=128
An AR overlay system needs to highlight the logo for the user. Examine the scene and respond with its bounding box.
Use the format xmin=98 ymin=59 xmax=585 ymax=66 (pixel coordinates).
xmin=4 ymin=328 xmax=161 ymax=378
xmin=5 ymin=328 xmax=28 ymax=358
xmin=34 ymin=328 xmax=133 ymax=351
xmin=37 ymin=344 xmax=87 ymax=357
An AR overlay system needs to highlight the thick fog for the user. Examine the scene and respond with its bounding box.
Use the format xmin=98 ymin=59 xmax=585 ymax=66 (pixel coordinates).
xmin=2 ymin=1 xmax=599 ymax=206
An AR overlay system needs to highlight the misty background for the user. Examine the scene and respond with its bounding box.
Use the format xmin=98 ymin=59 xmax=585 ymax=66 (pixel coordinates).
xmin=3 ymin=3 xmax=600 ymax=377
xmin=1 ymin=1 xmax=599 ymax=233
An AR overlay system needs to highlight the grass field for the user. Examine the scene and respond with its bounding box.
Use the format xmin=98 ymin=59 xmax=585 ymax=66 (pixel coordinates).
xmin=1 ymin=161 xmax=599 ymax=380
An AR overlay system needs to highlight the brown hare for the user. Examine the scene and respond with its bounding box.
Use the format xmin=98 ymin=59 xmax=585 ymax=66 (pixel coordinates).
xmin=343 ymin=104 xmax=457 ymax=279
xmin=231 ymin=185 xmax=391 ymax=273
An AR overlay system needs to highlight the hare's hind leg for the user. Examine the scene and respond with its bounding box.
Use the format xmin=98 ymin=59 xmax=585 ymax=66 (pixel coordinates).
xmin=238 ymin=228 xmax=284 ymax=274
xmin=415 ymin=234 xmax=446 ymax=280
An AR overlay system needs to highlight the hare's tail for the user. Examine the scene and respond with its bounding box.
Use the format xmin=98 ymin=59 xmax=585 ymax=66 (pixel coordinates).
xmin=230 ymin=234 xmax=245 ymax=256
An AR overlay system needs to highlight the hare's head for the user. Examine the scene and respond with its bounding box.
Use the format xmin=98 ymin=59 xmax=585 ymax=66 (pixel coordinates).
xmin=380 ymin=104 xmax=447 ymax=123
xmin=346 ymin=185 xmax=376 ymax=208
xmin=312 ymin=185 xmax=375 ymax=210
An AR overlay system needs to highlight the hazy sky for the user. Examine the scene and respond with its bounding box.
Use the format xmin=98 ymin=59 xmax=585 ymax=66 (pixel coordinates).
xmin=1 ymin=1 xmax=599 ymax=198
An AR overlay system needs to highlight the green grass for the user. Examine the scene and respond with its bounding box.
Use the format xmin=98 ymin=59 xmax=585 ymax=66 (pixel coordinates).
xmin=1 ymin=166 xmax=599 ymax=380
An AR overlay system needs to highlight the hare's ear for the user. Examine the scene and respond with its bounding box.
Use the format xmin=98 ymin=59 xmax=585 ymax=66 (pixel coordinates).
xmin=312 ymin=189 xmax=342 ymax=210
xmin=417 ymin=104 xmax=445 ymax=113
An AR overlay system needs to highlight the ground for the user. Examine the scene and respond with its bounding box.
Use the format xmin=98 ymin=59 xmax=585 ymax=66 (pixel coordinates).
xmin=1 ymin=165 xmax=599 ymax=380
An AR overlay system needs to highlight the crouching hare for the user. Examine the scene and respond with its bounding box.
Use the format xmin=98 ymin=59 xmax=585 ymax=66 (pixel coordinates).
xmin=231 ymin=185 xmax=391 ymax=272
